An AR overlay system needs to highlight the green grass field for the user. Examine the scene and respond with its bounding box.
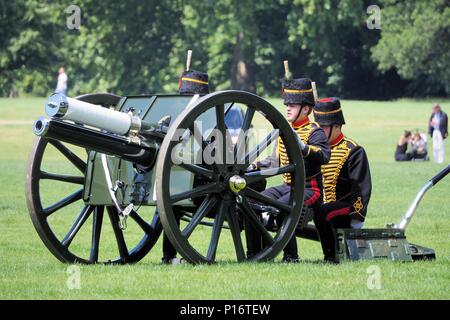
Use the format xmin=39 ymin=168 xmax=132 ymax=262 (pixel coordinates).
xmin=0 ymin=97 xmax=449 ymax=300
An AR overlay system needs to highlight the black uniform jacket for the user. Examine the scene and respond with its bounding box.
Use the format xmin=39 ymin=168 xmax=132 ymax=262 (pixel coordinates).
xmin=428 ymin=111 xmax=448 ymax=139
xmin=321 ymin=134 xmax=372 ymax=221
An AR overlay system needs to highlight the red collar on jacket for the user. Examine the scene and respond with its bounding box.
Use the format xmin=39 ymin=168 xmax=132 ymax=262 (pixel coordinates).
xmin=329 ymin=133 xmax=345 ymax=147
xmin=292 ymin=117 xmax=309 ymax=128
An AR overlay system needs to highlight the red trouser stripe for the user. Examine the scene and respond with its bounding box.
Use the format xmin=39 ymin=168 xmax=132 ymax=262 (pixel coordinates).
xmin=305 ymin=176 xmax=321 ymax=206
xmin=326 ymin=207 xmax=351 ymax=222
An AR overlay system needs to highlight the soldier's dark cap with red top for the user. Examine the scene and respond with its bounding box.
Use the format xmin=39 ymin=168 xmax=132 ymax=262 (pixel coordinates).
xmin=282 ymin=78 xmax=315 ymax=106
xmin=178 ymin=70 xmax=209 ymax=95
xmin=313 ymin=97 xmax=346 ymax=126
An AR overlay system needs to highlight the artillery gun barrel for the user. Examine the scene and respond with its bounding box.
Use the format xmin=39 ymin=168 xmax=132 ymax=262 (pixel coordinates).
xmin=45 ymin=93 xmax=151 ymax=136
xmin=33 ymin=117 xmax=158 ymax=167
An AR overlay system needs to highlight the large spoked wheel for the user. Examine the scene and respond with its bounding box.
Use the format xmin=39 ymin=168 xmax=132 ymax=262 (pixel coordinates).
xmin=156 ymin=90 xmax=305 ymax=264
xmin=26 ymin=93 xmax=162 ymax=264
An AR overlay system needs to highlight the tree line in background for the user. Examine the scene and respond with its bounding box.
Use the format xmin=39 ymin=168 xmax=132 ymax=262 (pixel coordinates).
xmin=0 ymin=0 xmax=449 ymax=99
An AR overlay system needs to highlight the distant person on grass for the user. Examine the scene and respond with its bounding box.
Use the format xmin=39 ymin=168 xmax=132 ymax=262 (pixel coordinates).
xmin=411 ymin=130 xmax=428 ymax=161
xmin=55 ymin=67 xmax=68 ymax=96
xmin=429 ymin=104 xmax=448 ymax=164
xmin=395 ymin=130 xmax=413 ymax=161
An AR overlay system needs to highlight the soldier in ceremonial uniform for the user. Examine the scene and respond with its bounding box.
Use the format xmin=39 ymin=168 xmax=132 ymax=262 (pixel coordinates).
xmin=313 ymin=97 xmax=372 ymax=263
xmin=246 ymin=78 xmax=330 ymax=262
xmin=161 ymin=68 xmax=210 ymax=264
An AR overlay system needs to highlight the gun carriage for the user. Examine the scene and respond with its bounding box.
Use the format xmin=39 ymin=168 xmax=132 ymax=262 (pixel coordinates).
xmin=26 ymin=90 xmax=312 ymax=264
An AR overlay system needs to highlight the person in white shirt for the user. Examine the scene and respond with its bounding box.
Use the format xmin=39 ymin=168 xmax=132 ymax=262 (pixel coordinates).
xmin=428 ymin=104 xmax=448 ymax=164
xmin=55 ymin=67 xmax=68 ymax=95
xmin=411 ymin=130 xmax=428 ymax=160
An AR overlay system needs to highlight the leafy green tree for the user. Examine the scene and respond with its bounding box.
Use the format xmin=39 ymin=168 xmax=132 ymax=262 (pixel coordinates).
xmin=62 ymin=0 xmax=184 ymax=95
xmin=0 ymin=0 xmax=446 ymax=98
xmin=285 ymin=0 xmax=409 ymax=99
xmin=179 ymin=0 xmax=295 ymax=95
xmin=0 ymin=1 xmax=67 ymax=96
xmin=371 ymin=0 xmax=450 ymax=96
xmin=178 ymin=1 xmax=260 ymax=92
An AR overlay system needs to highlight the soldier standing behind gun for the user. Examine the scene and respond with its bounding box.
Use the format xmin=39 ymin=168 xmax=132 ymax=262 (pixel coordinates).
xmin=246 ymin=65 xmax=330 ymax=263
xmin=313 ymin=98 xmax=372 ymax=263
xmin=161 ymin=52 xmax=210 ymax=264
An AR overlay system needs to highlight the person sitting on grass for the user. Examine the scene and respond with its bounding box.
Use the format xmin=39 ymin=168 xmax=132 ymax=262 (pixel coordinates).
xmin=411 ymin=130 xmax=429 ymax=161
xmin=395 ymin=130 xmax=413 ymax=161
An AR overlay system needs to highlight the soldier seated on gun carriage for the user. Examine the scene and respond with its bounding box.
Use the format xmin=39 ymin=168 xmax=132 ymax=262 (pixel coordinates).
xmin=245 ymin=77 xmax=331 ymax=263
xmin=312 ymin=98 xmax=372 ymax=263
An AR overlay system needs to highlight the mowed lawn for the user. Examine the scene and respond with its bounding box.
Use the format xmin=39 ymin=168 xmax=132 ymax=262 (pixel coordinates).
xmin=0 ymin=96 xmax=449 ymax=300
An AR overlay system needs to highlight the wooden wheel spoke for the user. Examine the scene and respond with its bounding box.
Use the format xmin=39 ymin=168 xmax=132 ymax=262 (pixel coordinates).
xmin=241 ymin=107 xmax=255 ymax=133
xmin=61 ymin=205 xmax=94 ymax=248
xmin=191 ymin=112 xmax=229 ymax=165
xmin=224 ymin=102 xmax=235 ymax=113
xmin=149 ymin=210 xmax=161 ymax=229
xmin=245 ymin=164 xmax=296 ymax=184
xmin=243 ymin=187 xmax=292 ymax=213
xmin=170 ymin=182 xmax=220 ymax=204
xmin=39 ymin=171 xmax=84 ymax=185
xmin=216 ymin=104 xmax=227 ymax=162
xmin=129 ymin=210 xmax=154 ymax=235
xmin=89 ymin=206 xmax=104 ymax=263
xmin=44 ymin=189 xmax=83 ymax=217
xmin=216 ymin=104 xmax=226 ymax=136
xmin=206 ymin=200 xmax=227 ymax=262
xmin=182 ymin=194 xmax=218 ymax=238
xmin=178 ymin=163 xmax=214 ymax=179
xmin=242 ymin=129 xmax=279 ymax=165
xmin=48 ymin=140 xmax=86 ymax=173
xmin=189 ymin=123 xmax=220 ymax=166
xmin=239 ymin=196 xmax=274 ymax=246
xmin=226 ymin=203 xmax=245 ymax=262
xmin=235 ymin=107 xmax=255 ymax=162
xmin=189 ymin=123 xmax=209 ymax=151
xmin=107 ymin=207 xmax=129 ymax=260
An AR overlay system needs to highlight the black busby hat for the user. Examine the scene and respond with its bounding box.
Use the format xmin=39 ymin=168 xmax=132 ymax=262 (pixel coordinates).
xmin=313 ymin=97 xmax=346 ymax=126
xmin=178 ymin=70 xmax=209 ymax=95
xmin=282 ymin=78 xmax=315 ymax=106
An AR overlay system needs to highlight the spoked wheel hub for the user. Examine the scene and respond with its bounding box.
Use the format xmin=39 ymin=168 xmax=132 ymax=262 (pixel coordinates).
xmin=228 ymin=175 xmax=247 ymax=194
